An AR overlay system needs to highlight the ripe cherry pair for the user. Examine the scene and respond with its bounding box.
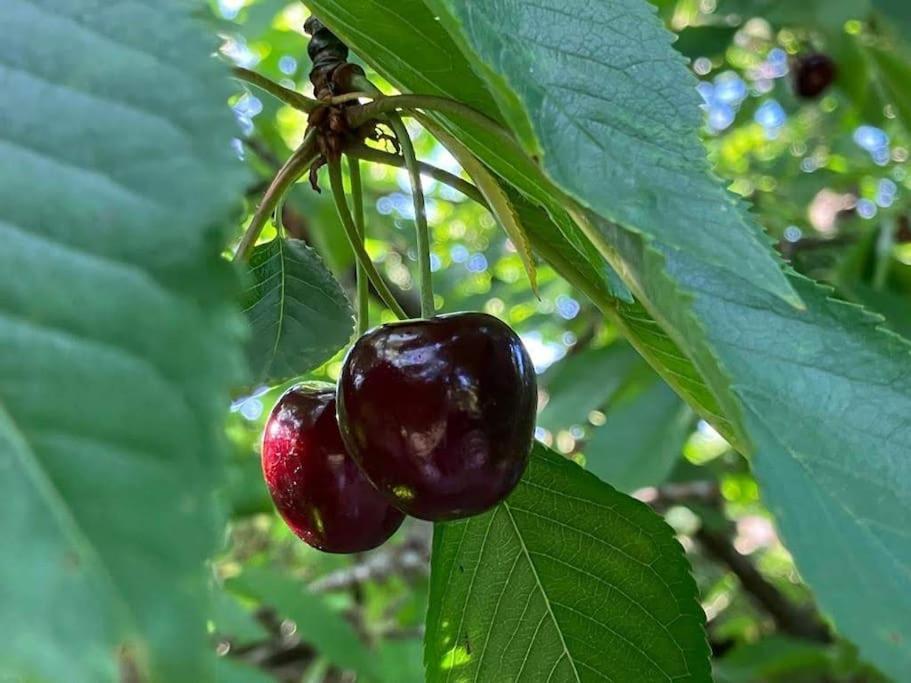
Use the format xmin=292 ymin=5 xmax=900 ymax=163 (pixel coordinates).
xmin=261 ymin=312 xmax=537 ymax=553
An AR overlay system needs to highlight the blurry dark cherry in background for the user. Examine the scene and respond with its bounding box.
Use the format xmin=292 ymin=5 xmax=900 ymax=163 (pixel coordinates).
xmin=261 ymin=384 xmax=404 ymax=553
xmin=338 ymin=312 xmax=537 ymax=521
xmin=793 ymin=53 xmax=836 ymax=99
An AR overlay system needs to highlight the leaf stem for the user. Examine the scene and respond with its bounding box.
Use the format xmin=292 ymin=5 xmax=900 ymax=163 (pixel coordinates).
xmin=234 ymin=132 xmax=319 ymax=262
xmin=329 ymin=92 xmax=374 ymax=105
xmin=231 ymin=66 xmax=319 ymax=113
xmin=327 ymin=159 xmax=409 ymax=320
xmin=347 ymin=93 xmax=516 ymax=151
xmin=348 ymin=157 xmax=370 ymax=335
xmin=385 ymin=114 xmax=435 ymax=318
xmin=346 ymin=144 xmax=485 ymax=205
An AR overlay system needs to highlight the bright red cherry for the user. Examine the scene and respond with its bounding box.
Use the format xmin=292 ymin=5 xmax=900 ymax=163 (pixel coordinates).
xmin=337 ymin=312 xmax=537 ymax=521
xmin=261 ymin=383 xmax=404 ymax=553
xmin=793 ymin=53 xmax=836 ymax=99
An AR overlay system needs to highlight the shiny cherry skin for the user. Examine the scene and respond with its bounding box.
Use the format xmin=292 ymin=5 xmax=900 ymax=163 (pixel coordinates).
xmin=337 ymin=312 xmax=537 ymax=521
xmin=793 ymin=53 xmax=836 ymax=99
xmin=261 ymin=383 xmax=404 ymax=553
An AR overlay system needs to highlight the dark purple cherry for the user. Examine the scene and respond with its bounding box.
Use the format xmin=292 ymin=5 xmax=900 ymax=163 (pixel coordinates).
xmin=793 ymin=53 xmax=836 ymax=99
xmin=337 ymin=312 xmax=537 ymax=521
xmin=261 ymin=383 xmax=404 ymax=553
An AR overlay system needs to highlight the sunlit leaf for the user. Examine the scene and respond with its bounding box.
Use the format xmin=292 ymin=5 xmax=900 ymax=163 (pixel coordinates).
xmin=426 ymin=443 xmax=710 ymax=682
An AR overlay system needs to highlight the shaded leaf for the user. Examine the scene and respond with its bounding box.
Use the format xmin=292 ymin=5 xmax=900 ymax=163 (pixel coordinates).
xmin=874 ymin=0 xmax=911 ymax=33
xmin=425 ymin=443 xmax=710 ymax=682
xmin=714 ymin=636 xmax=834 ymax=683
xmin=243 ymin=237 xmax=353 ymax=386
xmin=228 ymin=567 xmax=379 ymax=679
xmin=585 ymin=380 xmax=693 ymax=493
xmin=216 ymin=658 xmax=277 ymax=683
xmin=539 ymin=344 xmax=645 ymax=432
xmin=866 ymin=42 xmax=911 ymax=132
xmin=0 ymin=1 xmax=247 ymax=680
xmin=212 ymin=589 xmax=269 ymax=645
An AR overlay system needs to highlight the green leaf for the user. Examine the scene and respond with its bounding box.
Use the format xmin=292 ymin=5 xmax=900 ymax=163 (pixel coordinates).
xmin=504 ymin=179 xmax=633 ymax=304
xmin=714 ymin=636 xmax=834 ymax=683
xmin=0 ymin=1 xmax=247 ymax=681
xmin=874 ymin=0 xmax=911 ymax=32
xmin=215 ymin=658 xmax=277 ymax=683
xmin=425 ymin=443 xmax=710 ymax=682
xmin=228 ymin=567 xmax=379 ymax=679
xmin=425 ymin=0 xmax=799 ymax=309
xmin=243 ymin=237 xmax=354 ymax=386
xmin=585 ymin=380 xmax=693 ymax=493
xmin=539 ymin=344 xmax=644 ymax=432
xmin=866 ymin=42 xmax=911 ymax=132
xmin=593 ymin=192 xmax=911 ymax=674
xmin=212 ymin=589 xmax=270 ymax=645
xmin=378 ymin=640 xmax=425 ymax=683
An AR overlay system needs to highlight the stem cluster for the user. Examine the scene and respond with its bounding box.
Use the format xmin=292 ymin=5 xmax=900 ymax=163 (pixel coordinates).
xmin=232 ymin=24 xmax=519 ymax=333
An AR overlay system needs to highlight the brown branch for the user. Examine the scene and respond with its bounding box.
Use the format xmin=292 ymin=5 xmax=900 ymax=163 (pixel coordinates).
xmin=639 ymin=481 xmax=831 ymax=643
xmin=309 ymin=530 xmax=430 ymax=592
xmin=695 ymin=526 xmax=832 ymax=643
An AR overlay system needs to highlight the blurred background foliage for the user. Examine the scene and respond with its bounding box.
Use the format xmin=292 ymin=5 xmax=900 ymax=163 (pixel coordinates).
xmin=209 ymin=0 xmax=910 ymax=680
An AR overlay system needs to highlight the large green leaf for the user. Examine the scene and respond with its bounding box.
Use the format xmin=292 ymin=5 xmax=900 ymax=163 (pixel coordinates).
xmin=243 ymin=237 xmax=354 ymax=385
xmin=425 ymin=443 xmax=710 ymax=682
xmin=0 ymin=1 xmax=248 ymax=681
xmin=508 ymin=177 xmax=735 ymax=441
xmin=596 ymin=217 xmax=911 ymax=678
xmin=585 ymin=380 xmax=693 ymax=493
xmin=425 ymin=0 xmax=798 ymax=309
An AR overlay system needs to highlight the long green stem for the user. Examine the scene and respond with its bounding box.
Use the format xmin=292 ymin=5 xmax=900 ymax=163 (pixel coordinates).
xmin=347 ymin=93 xmax=517 ymax=150
xmin=874 ymin=216 xmax=896 ymax=291
xmin=327 ymin=159 xmax=409 ymax=320
xmin=231 ymin=67 xmax=319 ymax=113
xmin=234 ymin=132 xmax=318 ymax=261
xmin=386 ymin=114 xmax=435 ymax=318
xmin=346 ymin=144 xmax=485 ymax=205
xmin=348 ymin=157 xmax=370 ymax=334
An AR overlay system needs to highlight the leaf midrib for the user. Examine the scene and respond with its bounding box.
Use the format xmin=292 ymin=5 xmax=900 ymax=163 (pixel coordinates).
xmin=502 ymin=501 xmax=582 ymax=682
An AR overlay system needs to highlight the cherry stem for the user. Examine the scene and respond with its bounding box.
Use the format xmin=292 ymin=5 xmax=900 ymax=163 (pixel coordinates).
xmin=385 ymin=114 xmax=435 ymax=319
xmin=328 ymin=91 xmax=374 ymax=105
xmin=347 ymin=93 xmax=516 ymax=151
xmin=234 ymin=132 xmax=319 ymax=261
xmin=231 ymin=67 xmax=319 ymax=113
xmin=348 ymin=157 xmax=370 ymax=334
xmin=347 ymin=144 xmax=485 ymax=206
xmin=327 ymin=158 xmax=409 ymax=320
